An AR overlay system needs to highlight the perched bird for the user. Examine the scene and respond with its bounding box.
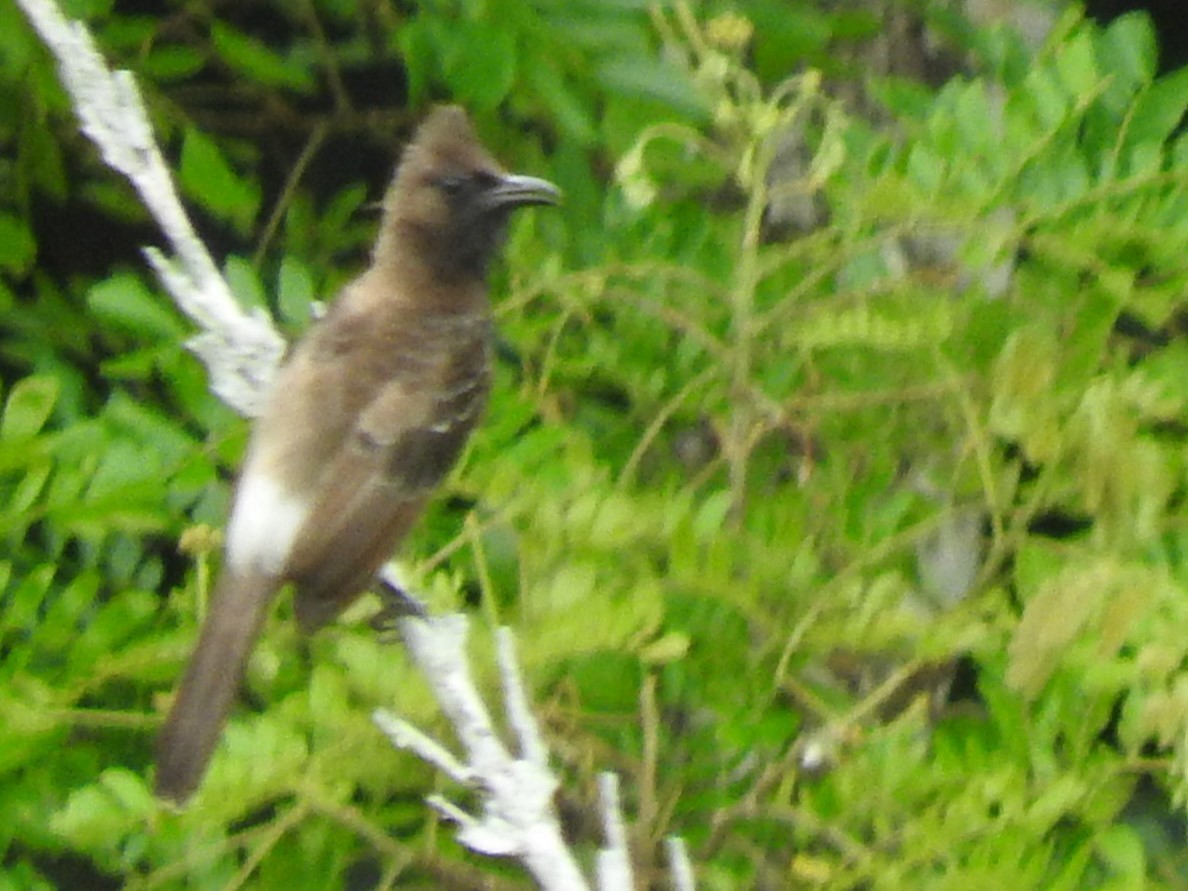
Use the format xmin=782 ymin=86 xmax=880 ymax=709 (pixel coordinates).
xmin=155 ymin=106 xmax=560 ymax=804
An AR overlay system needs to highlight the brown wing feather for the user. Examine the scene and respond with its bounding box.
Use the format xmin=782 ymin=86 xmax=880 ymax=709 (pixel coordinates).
xmin=285 ymin=325 xmax=490 ymax=630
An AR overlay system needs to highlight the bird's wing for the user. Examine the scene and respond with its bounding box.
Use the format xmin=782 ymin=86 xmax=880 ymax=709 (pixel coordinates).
xmin=286 ymin=357 xmax=487 ymax=631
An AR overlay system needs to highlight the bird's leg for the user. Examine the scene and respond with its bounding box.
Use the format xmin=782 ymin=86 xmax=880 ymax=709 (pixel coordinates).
xmin=371 ymin=572 xmax=430 ymax=635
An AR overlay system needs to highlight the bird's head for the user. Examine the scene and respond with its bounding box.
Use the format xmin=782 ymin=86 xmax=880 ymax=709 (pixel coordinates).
xmin=379 ymin=106 xmax=560 ymax=281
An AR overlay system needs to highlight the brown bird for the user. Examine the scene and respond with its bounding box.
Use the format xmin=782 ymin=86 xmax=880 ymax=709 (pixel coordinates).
xmin=154 ymin=106 xmax=560 ymax=804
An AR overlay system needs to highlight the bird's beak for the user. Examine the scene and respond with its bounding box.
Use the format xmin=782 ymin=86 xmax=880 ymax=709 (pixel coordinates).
xmin=485 ymin=173 xmax=562 ymax=209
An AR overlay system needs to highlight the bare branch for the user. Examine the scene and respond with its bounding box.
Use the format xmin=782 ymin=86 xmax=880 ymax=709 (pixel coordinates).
xmin=496 ymin=628 xmax=548 ymax=765
xmin=595 ymin=773 xmax=634 ymax=891
xmin=667 ymin=837 xmax=696 ymax=891
xmin=15 ymin=0 xmax=283 ymax=416
xmin=379 ymin=615 xmax=590 ymax=890
xmin=371 ymin=710 xmax=471 ymax=786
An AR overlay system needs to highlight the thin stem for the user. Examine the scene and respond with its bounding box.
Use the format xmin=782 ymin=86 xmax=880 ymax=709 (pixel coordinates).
xmin=725 ymin=125 xmax=774 ymax=519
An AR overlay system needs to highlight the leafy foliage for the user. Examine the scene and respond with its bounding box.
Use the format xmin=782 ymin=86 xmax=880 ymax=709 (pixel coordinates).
xmin=1 ymin=0 xmax=1187 ymax=888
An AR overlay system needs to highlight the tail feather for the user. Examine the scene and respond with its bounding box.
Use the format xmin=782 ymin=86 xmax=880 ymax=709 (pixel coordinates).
xmin=154 ymin=571 xmax=278 ymax=804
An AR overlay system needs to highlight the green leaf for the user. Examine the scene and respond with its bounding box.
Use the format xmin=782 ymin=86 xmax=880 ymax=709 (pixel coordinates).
xmin=1126 ymin=67 xmax=1188 ymax=149
xmin=693 ymin=491 xmax=732 ymax=540
xmin=750 ymin=3 xmax=835 ymax=82
xmin=60 ymin=0 xmax=114 ymax=18
xmin=639 ymin=631 xmax=689 ymax=665
xmin=1098 ymin=11 xmax=1156 ymax=89
xmin=0 ymin=564 xmax=54 ymax=638
xmin=321 ymin=183 xmax=368 ymax=236
xmin=906 ymin=143 xmax=944 ymax=193
xmin=526 ymin=53 xmax=596 ymax=144
xmin=276 ymin=255 xmax=314 ymax=328
xmin=1094 ymin=824 xmax=1147 ymax=880
xmin=87 ymin=271 xmax=186 ymax=340
xmin=1 ymin=377 xmax=58 ymax=440
xmin=210 ymin=20 xmax=315 ymax=92
xmin=0 ymin=212 xmax=36 ymax=274
xmin=0 ymin=0 xmax=35 ymax=77
xmin=1054 ymin=30 xmax=1099 ymax=97
xmin=395 ymin=16 xmax=438 ymax=105
xmin=105 ymin=391 xmax=198 ymax=466
xmin=179 ymin=127 xmax=261 ymax=233
xmin=595 ymin=56 xmax=710 ymax=122
xmin=206 ymin=715 xmax=309 ymax=804
xmin=6 ymin=461 xmax=50 ymax=518
xmin=1025 ymin=67 xmax=1070 ymax=129
xmin=952 ymin=80 xmax=994 ymax=154
xmin=72 ymin=589 xmax=159 ymax=673
xmin=22 ymin=117 xmax=68 ymax=201
xmin=140 ymin=44 xmax=206 ymax=81
xmin=49 ymin=769 xmax=148 ymax=852
xmin=223 ymin=254 xmax=267 ymax=312
xmin=442 ymin=21 xmax=517 ymax=113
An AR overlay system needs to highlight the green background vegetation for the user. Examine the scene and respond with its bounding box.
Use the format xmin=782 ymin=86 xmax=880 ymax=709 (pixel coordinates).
xmin=1 ymin=0 xmax=1187 ymax=887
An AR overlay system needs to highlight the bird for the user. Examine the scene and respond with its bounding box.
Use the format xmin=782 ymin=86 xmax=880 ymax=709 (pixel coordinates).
xmin=154 ymin=105 xmax=560 ymax=804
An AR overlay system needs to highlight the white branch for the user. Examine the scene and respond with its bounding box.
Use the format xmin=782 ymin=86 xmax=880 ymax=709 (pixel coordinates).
xmin=16 ymin=0 xmax=283 ymax=416
xmin=497 ymin=627 xmax=547 ymax=765
xmin=667 ymin=837 xmax=696 ymax=891
xmin=371 ymin=710 xmax=471 ymax=785
xmin=595 ymin=773 xmax=634 ymax=891
xmin=374 ymin=619 xmax=646 ymax=889
xmin=375 ymin=615 xmax=592 ymax=890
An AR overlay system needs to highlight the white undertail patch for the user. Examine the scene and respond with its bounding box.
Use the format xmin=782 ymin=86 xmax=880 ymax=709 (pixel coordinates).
xmin=225 ymin=472 xmax=309 ymax=575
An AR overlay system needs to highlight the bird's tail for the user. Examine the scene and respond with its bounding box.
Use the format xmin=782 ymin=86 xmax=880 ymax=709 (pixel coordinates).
xmin=154 ymin=570 xmax=277 ymax=804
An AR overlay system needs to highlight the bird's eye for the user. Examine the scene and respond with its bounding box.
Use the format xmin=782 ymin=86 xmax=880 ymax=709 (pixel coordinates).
xmin=435 ymin=175 xmax=468 ymax=194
